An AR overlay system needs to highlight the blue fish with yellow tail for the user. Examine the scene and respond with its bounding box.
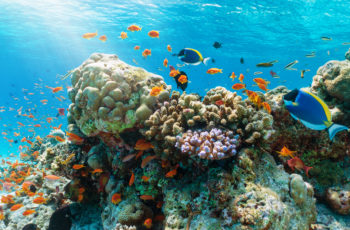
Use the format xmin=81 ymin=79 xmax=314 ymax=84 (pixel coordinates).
xmin=283 ymin=89 xmax=349 ymax=140
xmin=177 ymin=48 xmax=210 ymax=65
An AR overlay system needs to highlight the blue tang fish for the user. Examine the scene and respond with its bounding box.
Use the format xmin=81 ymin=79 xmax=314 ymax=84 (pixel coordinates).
xmin=283 ymin=89 xmax=349 ymax=140
xmin=177 ymin=48 xmax=210 ymax=65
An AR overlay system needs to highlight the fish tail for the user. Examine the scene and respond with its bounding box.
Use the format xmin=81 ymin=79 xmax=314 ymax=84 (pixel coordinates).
xmin=327 ymin=123 xmax=349 ymax=140
xmin=203 ymin=57 xmax=210 ymax=65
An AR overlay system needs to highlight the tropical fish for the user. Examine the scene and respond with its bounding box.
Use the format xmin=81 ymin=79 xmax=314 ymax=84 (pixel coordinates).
xmin=232 ymin=83 xmax=246 ymax=90
xmin=120 ymin=32 xmax=127 ymax=39
xmin=215 ymin=100 xmax=224 ymax=106
xmin=207 ymin=68 xmax=222 ymax=74
xmin=240 ymin=57 xmax=244 ymax=64
xmin=91 ymin=169 xmax=103 ymax=174
xmin=177 ymin=48 xmax=210 ymax=65
xmin=342 ymin=42 xmax=350 ymax=45
xmin=253 ymin=78 xmax=270 ymax=85
xmin=174 ymin=71 xmax=188 ymax=91
xmin=287 ymin=156 xmax=313 ymax=177
xmin=141 ymin=155 xmax=157 ymax=168
xmin=33 ymin=197 xmax=47 ymax=204
xmin=144 ymin=218 xmax=152 ymax=229
xmin=140 ymin=195 xmax=154 ymax=200
xmin=52 ymin=87 xmax=63 ymax=93
xmin=284 ymin=60 xmax=298 ymax=70
xmin=300 ymin=69 xmax=310 ymax=79
xmin=134 ymin=45 xmax=140 ymax=50
xmin=127 ymin=25 xmax=142 ymax=31
xmin=229 ymin=72 xmax=236 ymax=81
xmin=321 ymin=36 xmax=332 ymax=41
xmin=22 ymin=209 xmax=36 ymax=216
xmin=276 ymin=146 xmax=296 ymax=158
xmin=167 ymin=45 xmax=172 ymax=52
xmin=283 ymin=89 xmax=349 ymax=140
xmin=10 ymin=203 xmax=24 ymax=211
xmin=135 ymin=139 xmax=154 ymax=150
xmin=256 ymin=60 xmax=278 ymax=67
xmin=169 ymin=65 xmax=180 ymax=77
xmin=257 ymin=83 xmax=268 ymax=92
xmin=44 ymin=175 xmax=60 ymax=180
xmin=111 ymin=193 xmax=121 ymax=204
xmin=142 ymin=176 xmax=150 ymax=182
xmin=55 ymin=136 xmax=65 ymax=142
xmin=82 ymin=32 xmax=98 ymax=39
xmin=305 ymin=52 xmax=316 ymax=58
xmin=129 ymin=172 xmax=135 ymax=186
xmin=238 ymin=73 xmax=244 ymax=82
xmin=165 ymin=164 xmax=179 ymax=178
xmin=150 ymin=85 xmax=164 ymax=96
xmin=213 ymin=41 xmax=222 ymax=49
xmin=163 ymin=58 xmax=168 ymax=67
xmin=142 ymin=49 xmax=151 ymax=58
xmin=58 ymin=108 xmax=65 ymax=116
xmin=261 ymin=102 xmax=271 ymax=114
xmin=72 ymin=164 xmax=85 ymax=170
xmin=148 ymin=30 xmax=159 ymax=38
xmin=122 ymin=153 xmax=136 ymax=162
xmin=99 ymin=35 xmax=107 ymax=42
xmin=66 ymin=132 xmax=84 ymax=144
xmin=254 ymin=71 xmax=263 ymax=75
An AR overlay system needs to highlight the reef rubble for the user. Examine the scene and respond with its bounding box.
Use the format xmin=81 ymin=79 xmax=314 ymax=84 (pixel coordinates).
xmin=3 ymin=52 xmax=350 ymax=230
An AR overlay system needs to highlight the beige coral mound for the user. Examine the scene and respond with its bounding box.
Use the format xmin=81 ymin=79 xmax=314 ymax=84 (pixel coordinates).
xmin=67 ymin=53 xmax=170 ymax=137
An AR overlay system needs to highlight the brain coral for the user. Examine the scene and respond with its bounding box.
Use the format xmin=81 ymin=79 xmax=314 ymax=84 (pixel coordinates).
xmin=67 ymin=53 xmax=170 ymax=137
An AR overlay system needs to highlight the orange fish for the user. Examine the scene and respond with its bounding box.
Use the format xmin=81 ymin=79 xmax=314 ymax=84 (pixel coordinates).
xmin=207 ymin=68 xmax=222 ymax=74
xmin=91 ymin=169 xmax=103 ymax=174
xmin=10 ymin=203 xmax=24 ymax=211
xmin=52 ymin=87 xmax=63 ymax=93
xmin=261 ymin=102 xmax=271 ymax=114
xmin=169 ymin=66 xmax=180 ymax=77
xmin=135 ymin=139 xmax=154 ymax=150
xmin=165 ymin=164 xmax=179 ymax=178
xmin=40 ymin=99 xmax=48 ymax=104
xmin=141 ymin=155 xmax=157 ymax=168
xmin=127 ymin=25 xmax=142 ymax=31
xmin=33 ymin=197 xmax=47 ymax=204
xmin=22 ymin=209 xmax=36 ymax=216
xmin=134 ymin=45 xmax=140 ymax=50
xmin=73 ymin=164 xmax=85 ymax=170
xmin=78 ymin=194 xmax=83 ymax=202
xmin=17 ymin=122 xmax=25 ymax=126
xmin=156 ymin=201 xmax=164 ymax=209
xmin=232 ymin=83 xmax=246 ymax=90
xmin=142 ymin=49 xmax=151 ymax=58
xmin=135 ymin=150 xmax=144 ymax=159
xmin=215 ymin=100 xmax=224 ymax=106
xmin=253 ymin=78 xmax=270 ymax=85
xmin=276 ymin=146 xmax=296 ymax=158
xmin=140 ymin=195 xmax=154 ymax=200
xmin=55 ymin=136 xmax=65 ymax=142
xmin=167 ymin=45 xmax=172 ymax=52
xmin=66 ymin=132 xmax=84 ymax=144
xmin=239 ymin=73 xmax=244 ymax=82
xmin=44 ymin=175 xmax=60 ymax=180
xmin=0 ymin=211 xmax=4 ymax=220
xmin=177 ymin=75 xmax=188 ymax=84
xmin=144 ymin=218 xmax=152 ymax=229
xmin=120 ymin=32 xmax=127 ymax=39
xmin=111 ymin=193 xmax=122 ymax=205
xmin=82 ymin=32 xmax=98 ymax=39
xmin=287 ymin=157 xmax=313 ymax=177
xmin=148 ymin=30 xmax=159 ymax=38
xmin=257 ymin=83 xmax=269 ymax=92
xmin=142 ymin=175 xmax=150 ymax=182
xmin=229 ymin=72 xmax=236 ymax=81
xmin=129 ymin=172 xmax=135 ymax=186
xmin=163 ymin=58 xmax=168 ymax=67
xmin=34 ymin=124 xmax=41 ymax=128
xmin=149 ymin=85 xmax=164 ymax=96
xmin=99 ymin=35 xmax=107 ymax=42
xmin=46 ymin=117 xmax=53 ymax=123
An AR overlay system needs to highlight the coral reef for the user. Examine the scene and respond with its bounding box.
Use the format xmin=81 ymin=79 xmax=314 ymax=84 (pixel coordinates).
xmin=67 ymin=53 xmax=170 ymax=138
xmin=175 ymin=128 xmax=239 ymax=160
xmin=326 ymin=187 xmax=350 ymax=215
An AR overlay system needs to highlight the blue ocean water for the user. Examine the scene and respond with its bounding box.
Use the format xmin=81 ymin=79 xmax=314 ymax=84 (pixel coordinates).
xmin=0 ymin=0 xmax=350 ymax=159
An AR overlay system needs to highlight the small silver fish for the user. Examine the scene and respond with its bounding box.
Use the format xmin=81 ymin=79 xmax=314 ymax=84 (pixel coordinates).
xmin=272 ymin=75 xmax=280 ymax=78
xmin=300 ymin=69 xmax=310 ymax=78
xmin=327 ymin=50 xmax=330 ymax=55
xmin=321 ymin=36 xmax=332 ymax=41
xmin=132 ymin=59 xmax=139 ymax=65
xmin=254 ymin=71 xmax=263 ymax=75
xmin=284 ymin=60 xmax=298 ymax=70
xmin=176 ymin=63 xmax=185 ymax=67
xmin=342 ymin=42 xmax=350 ymax=45
xmin=157 ymin=67 xmax=164 ymax=71
xmin=305 ymin=52 xmax=316 ymax=58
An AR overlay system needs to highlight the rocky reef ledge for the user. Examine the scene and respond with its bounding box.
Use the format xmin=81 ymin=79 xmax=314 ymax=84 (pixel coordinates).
xmin=3 ymin=52 xmax=350 ymax=230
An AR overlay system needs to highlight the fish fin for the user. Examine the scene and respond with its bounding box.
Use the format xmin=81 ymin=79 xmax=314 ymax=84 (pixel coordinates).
xmin=191 ymin=62 xmax=201 ymax=66
xmin=327 ymin=123 xmax=349 ymax=140
xmin=203 ymin=57 xmax=210 ymax=65
xmin=298 ymin=118 xmax=327 ymax=130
